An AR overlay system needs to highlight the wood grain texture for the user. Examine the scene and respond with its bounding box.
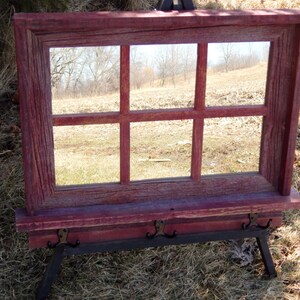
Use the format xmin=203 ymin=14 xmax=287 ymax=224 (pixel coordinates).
xmin=14 ymin=23 xmax=36 ymax=214
xmin=16 ymin=190 xmax=299 ymax=233
xmin=14 ymin=10 xmax=290 ymax=50
xmin=36 ymin=25 xmax=285 ymax=48
xmin=46 ymin=173 xmax=274 ymax=208
xmin=14 ymin=10 xmax=300 ymax=31
xmin=14 ymin=10 xmax=300 ymax=227
xmin=278 ymin=25 xmax=300 ymax=195
xmin=28 ymin=213 xmax=282 ymax=248
xmin=120 ymin=45 xmax=130 ymax=184
xmin=191 ymin=43 xmax=207 ymax=180
xmin=260 ymin=26 xmax=300 ymax=192
xmin=14 ymin=26 xmax=55 ymax=214
xmin=53 ymin=106 xmax=267 ymax=126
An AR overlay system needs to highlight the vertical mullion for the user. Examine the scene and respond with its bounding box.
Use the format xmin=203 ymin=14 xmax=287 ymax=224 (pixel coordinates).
xmin=120 ymin=45 xmax=130 ymax=184
xmin=191 ymin=43 xmax=208 ymax=181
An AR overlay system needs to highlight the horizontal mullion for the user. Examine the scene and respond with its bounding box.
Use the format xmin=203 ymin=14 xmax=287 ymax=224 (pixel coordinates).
xmin=52 ymin=109 xmax=199 ymax=126
xmin=204 ymin=105 xmax=267 ymax=118
xmin=53 ymin=112 xmax=120 ymax=126
xmin=52 ymin=106 xmax=267 ymax=126
xmin=129 ymin=108 xmax=198 ymax=122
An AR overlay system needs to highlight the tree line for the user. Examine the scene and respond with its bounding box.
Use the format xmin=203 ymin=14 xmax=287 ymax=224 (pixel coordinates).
xmin=51 ymin=43 xmax=269 ymax=99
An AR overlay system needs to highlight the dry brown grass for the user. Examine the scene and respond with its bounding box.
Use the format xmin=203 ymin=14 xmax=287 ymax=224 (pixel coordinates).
xmin=1 ymin=1 xmax=300 ymax=299
xmin=0 ymin=5 xmax=17 ymax=100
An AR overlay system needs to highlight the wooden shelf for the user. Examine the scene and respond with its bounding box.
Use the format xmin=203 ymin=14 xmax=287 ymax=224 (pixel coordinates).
xmin=16 ymin=189 xmax=300 ymax=233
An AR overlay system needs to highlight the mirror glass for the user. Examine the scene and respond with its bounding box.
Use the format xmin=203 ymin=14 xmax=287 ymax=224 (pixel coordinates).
xmin=206 ymin=42 xmax=270 ymax=106
xmin=54 ymin=124 xmax=119 ymax=185
xmin=202 ymin=116 xmax=262 ymax=174
xmin=130 ymin=44 xmax=197 ymax=110
xmin=131 ymin=120 xmax=193 ymax=180
xmin=50 ymin=46 xmax=120 ymax=114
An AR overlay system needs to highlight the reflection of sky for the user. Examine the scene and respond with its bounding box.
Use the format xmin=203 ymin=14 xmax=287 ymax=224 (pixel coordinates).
xmin=132 ymin=42 xmax=269 ymax=67
xmin=50 ymin=42 xmax=270 ymax=88
xmin=208 ymin=42 xmax=269 ymax=66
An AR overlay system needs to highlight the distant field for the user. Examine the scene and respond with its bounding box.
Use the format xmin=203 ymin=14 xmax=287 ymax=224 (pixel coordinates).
xmin=53 ymin=63 xmax=267 ymax=186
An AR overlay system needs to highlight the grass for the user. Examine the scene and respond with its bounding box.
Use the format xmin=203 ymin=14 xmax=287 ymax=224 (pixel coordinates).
xmin=1 ymin=62 xmax=300 ymax=299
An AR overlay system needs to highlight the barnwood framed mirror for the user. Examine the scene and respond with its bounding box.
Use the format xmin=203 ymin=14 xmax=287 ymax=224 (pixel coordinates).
xmin=14 ymin=9 xmax=300 ymax=297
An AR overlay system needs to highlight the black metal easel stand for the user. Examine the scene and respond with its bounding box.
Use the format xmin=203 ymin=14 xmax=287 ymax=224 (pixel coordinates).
xmin=156 ymin=0 xmax=195 ymax=10
xmin=36 ymin=221 xmax=276 ymax=300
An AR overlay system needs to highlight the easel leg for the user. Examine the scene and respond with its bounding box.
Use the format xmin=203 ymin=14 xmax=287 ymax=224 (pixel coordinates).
xmin=256 ymin=234 xmax=277 ymax=278
xmin=36 ymin=244 xmax=65 ymax=300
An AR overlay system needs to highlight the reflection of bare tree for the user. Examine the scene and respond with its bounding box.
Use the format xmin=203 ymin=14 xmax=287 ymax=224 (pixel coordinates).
xmin=156 ymin=45 xmax=181 ymax=87
xmin=130 ymin=46 xmax=155 ymax=89
xmin=156 ymin=45 xmax=196 ymax=87
xmin=182 ymin=45 xmax=196 ymax=82
xmin=50 ymin=48 xmax=72 ymax=88
xmin=64 ymin=48 xmax=86 ymax=94
xmin=50 ymin=46 xmax=120 ymax=98
xmin=86 ymin=47 xmax=119 ymax=95
xmin=51 ymin=45 xmax=198 ymax=97
xmin=218 ymin=43 xmax=262 ymax=73
xmin=220 ymin=43 xmax=234 ymax=73
xmin=169 ymin=45 xmax=180 ymax=86
xmin=50 ymin=48 xmax=86 ymax=96
xmin=156 ymin=49 xmax=168 ymax=87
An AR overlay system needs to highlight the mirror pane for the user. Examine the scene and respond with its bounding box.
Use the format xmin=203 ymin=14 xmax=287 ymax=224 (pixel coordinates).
xmin=202 ymin=116 xmax=262 ymax=174
xmin=206 ymin=42 xmax=270 ymax=106
xmin=50 ymin=46 xmax=120 ymax=114
xmin=130 ymin=44 xmax=197 ymax=110
xmin=54 ymin=124 xmax=119 ymax=185
xmin=131 ymin=120 xmax=193 ymax=180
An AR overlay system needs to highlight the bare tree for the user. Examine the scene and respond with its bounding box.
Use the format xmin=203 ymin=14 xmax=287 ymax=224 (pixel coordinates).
xmin=86 ymin=46 xmax=120 ymax=95
xmin=156 ymin=45 xmax=182 ymax=87
xmin=50 ymin=48 xmax=71 ymax=89
xmin=156 ymin=47 xmax=169 ymax=87
xmin=182 ymin=44 xmax=197 ymax=82
xmin=168 ymin=45 xmax=180 ymax=86
xmin=220 ymin=43 xmax=234 ymax=72
xmin=130 ymin=46 xmax=150 ymax=89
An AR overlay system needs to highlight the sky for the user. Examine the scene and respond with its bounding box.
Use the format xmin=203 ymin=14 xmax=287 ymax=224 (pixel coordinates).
xmin=131 ymin=42 xmax=270 ymax=67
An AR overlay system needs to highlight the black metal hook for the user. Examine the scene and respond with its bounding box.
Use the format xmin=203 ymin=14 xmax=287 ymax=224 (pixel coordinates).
xmin=242 ymin=213 xmax=272 ymax=230
xmin=47 ymin=228 xmax=80 ymax=249
xmin=146 ymin=220 xmax=177 ymax=239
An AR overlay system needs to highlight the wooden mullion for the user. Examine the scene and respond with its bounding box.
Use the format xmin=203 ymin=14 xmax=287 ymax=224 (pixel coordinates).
xmin=53 ymin=106 xmax=267 ymax=126
xmin=204 ymin=105 xmax=267 ymax=118
xmin=191 ymin=43 xmax=207 ymax=181
xmin=53 ymin=112 xmax=120 ymax=126
xmin=191 ymin=119 xmax=204 ymax=180
xmin=120 ymin=45 xmax=130 ymax=184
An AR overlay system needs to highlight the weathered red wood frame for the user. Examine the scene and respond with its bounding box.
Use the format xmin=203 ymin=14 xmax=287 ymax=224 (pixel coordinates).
xmin=14 ymin=10 xmax=300 ymax=248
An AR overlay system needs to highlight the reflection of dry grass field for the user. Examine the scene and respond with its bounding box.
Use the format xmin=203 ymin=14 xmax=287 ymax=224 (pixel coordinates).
xmin=53 ymin=63 xmax=266 ymax=185
xmin=54 ymin=124 xmax=120 ymax=185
